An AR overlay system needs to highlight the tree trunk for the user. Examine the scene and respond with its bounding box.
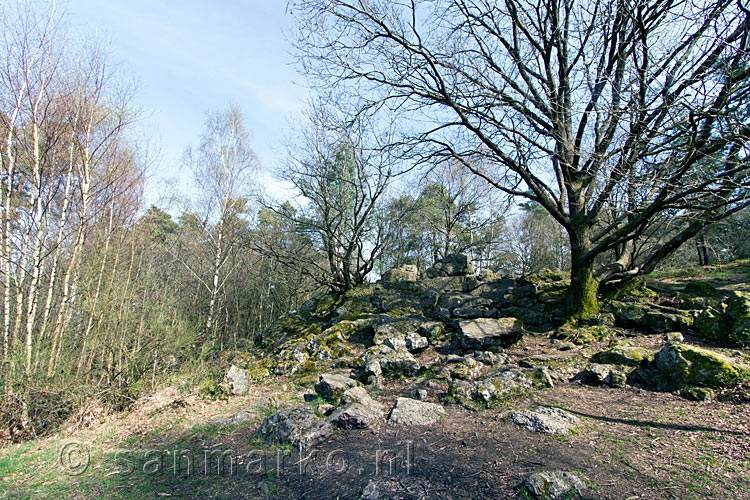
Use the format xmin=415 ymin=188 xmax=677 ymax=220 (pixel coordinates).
xmin=567 ymin=226 xmax=599 ymax=318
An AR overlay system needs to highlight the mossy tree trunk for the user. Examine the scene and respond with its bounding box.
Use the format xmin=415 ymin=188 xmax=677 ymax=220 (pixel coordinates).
xmin=567 ymin=222 xmax=599 ymax=318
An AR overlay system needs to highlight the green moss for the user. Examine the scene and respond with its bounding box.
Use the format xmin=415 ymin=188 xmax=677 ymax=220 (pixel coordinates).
xmin=592 ymin=346 xmax=654 ymax=367
xmin=652 ymin=344 xmax=750 ymax=390
xmin=726 ymin=291 xmax=750 ymax=347
xmin=695 ymin=307 xmax=730 ymax=341
xmin=198 ymin=379 xmax=228 ymax=400
xmin=684 ymin=281 xmax=720 ymax=297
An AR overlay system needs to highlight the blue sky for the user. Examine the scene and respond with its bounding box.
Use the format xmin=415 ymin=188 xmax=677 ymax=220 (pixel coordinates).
xmin=65 ymin=0 xmax=306 ymax=205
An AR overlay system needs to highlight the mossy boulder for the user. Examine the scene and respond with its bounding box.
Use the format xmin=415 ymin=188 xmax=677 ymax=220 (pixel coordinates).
xmin=647 ymin=344 xmax=750 ymax=391
xmin=610 ymin=301 xmax=694 ymax=332
xmin=592 ymin=345 xmax=654 ymax=367
xmin=725 ymin=291 xmax=750 ymax=347
xmin=447 ymin=366 xmax=552 ymax=406
xmin=694 ymin=306 xmax=730 ymax=341
xmin=554 ymin=324 xmax=613 ymax=346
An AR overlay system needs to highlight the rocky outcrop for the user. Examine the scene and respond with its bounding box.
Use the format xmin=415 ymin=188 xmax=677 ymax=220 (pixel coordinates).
xmin=576 ymin=363 xmax=627 ymax=388
xmin=610 ymin=301 xmax=694 ymax=332
xmin=508 ymin=406 xmax=580 ymax=434
xmin=388 ymin=397 xmax=446 ymax=425
xmin=448 ymin=366 xmax=553 ymax=405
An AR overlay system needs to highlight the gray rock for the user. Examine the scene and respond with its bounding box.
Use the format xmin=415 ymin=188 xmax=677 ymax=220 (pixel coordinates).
xmin=450 ymin=358 xmax=483 ymax=380
xmin=448 ymin=366 xmax=549 ymax=404
xmin=389 ymin=397 xmax=446 ymax=425
xmin=328 ymin=386 xmax=386 ymax=429
xmin=508 ymin=406 xmax=579 ymax=434
xmin=453 ymin=306 xmax=497 ymax=319
xmin=666 ymin=331 xmax=684 ymax=343
xmin=405 ymin=332 xmax=428 ymax=351
xmin=329 ymin=401 xmax=386 ymax=429
xmin=257 ymin=406 xmax=333 ymax=447
xmin=381 ymin=264 xmax=419 ymax=282
xmin=361 ymin=480 xmax=380 ymax=500
xmin=364 ymin=344 xmax=420 ymax=377
xmin=458 ymin=317 xmax=523 ymax=350
xmin=474 ymin=350 xmax=508 ymax=365
xmin=214 ymin=408 xmax=255 ymax=426
xmin=412 ymin=388 xmax=428 ymax=400
xmin=318 ymin=403 xmax=336 ymax=416
xmin=383 ymin=335 xmax=407 ymax=351
xmin=522 ymin=470 xmax=586 ymax=499
xmin=427 ymin=253 xmax=474 ymax=277
xmin=224 ymin=365 xmax=249 ymax=395
xmin=417 ymin=321 xmax=446 ymax=340
xmin=578 ymin=363 xmax=627 ymax=388
xmin=314 ymin=373 xmax=360 ymax=402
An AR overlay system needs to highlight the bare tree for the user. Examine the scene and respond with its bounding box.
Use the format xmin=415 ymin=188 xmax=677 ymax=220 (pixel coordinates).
xmin=291 ymin=0 xmax=750 ymax=317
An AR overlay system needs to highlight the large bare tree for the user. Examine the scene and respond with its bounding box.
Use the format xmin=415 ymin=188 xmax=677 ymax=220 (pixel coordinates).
xmin=291 ymin=0 xmax=750 ymax=317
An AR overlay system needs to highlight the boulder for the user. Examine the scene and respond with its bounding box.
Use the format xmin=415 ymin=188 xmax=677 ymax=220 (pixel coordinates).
xmin=474 ymin=350 xmax=508 ymax=365
xmin=328 ymin=386 xmax=386 ymax=429
xmin=647 ymin=344 xmax=750 ymax=390
xmin=388 ymin=397 xmax=446 ymax=425
xmin=577 ymin=363 xmax=627 ymax=388
xmin=591 ymin=345 xmax=653 ymax=367
xmin=726 ymin=291 xmax=750 ymax=346
xmin=314 ymin=373 xmax=360 ymax=402
xmin=362 ymin=345 xmax=420 ymax=378
xmin=424 ymin=253 xmax=474 ymax=278
xmin=522 ymin=471 xmax=586 ymax=499
xmin=508 ymin=406 xmax=580 ymax=435
xmin=405 ymin=332 xmax=428 ymax=351
xmin=448 ymin=366 xmax=552 ymax=405
xmin=381 ymin=264 xmax=419 ymax=282
xmin=453 ymin=306 xmax=497 ymax=319
xmin=458 ymin=317 xmax=523 ymax=350
xmin=450 ymin=358 xmax=483 ymax=380
xmin=611 ymin=301 xmax=694 ymax=332
xmin=257 ymin=406 xmax=333 ymax=448
xmin=695 ymin=306 xmax=729 ymax=341
xmin=224 ymin=365 xmax=249 ymax=395
xmin=416 ymin=321 xmax=446 ymax=340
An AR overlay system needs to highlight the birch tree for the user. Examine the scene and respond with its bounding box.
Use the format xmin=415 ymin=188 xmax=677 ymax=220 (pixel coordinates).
xmin=180 ymin=107 xmax=258 ymax=337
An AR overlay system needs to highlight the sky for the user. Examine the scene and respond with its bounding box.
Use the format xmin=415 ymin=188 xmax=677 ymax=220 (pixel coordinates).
xmin=65 ymin=0 xmax=306 ymax=206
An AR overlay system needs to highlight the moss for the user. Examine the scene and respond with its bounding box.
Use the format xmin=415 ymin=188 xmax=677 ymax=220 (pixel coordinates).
xmin=198 ymin=379 xmax=228 ymax=400
xmin=246 ymin=359 xmax=272 ymax=380
xmin=592 ymin=346 xmax=654 ymax=367
xmin=684 ymin=281 xmax=720 ymax=297
xmin=554 ymin=323 xmax=613 ymax=346
xmin=695 ymin=307 xmax=730 ymax=341
xmin=652 ymin=344 xmax=750 ymax=390
xmin=726 ymin=291 xmax=750 ymax=347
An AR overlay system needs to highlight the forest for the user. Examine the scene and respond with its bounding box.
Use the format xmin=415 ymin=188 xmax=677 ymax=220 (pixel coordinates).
xmin=0 ymin=0 xmax=749 ymax=489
